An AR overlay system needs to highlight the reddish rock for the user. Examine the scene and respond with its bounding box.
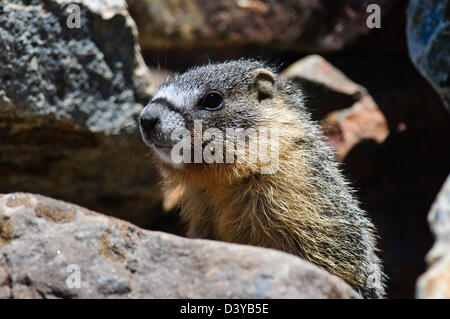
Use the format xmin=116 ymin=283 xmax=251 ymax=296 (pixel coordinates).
xmin=282 ymin=55 xmax=366 ymax=97
xmin=321 ymin=95 xmax=389 ymax=160
xmin=282 ymin=55 xmax=389 ymax=161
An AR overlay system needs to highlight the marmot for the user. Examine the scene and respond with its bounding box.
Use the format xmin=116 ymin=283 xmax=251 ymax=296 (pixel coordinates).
xmin=139 ymin=59 xmax=386 ymax=298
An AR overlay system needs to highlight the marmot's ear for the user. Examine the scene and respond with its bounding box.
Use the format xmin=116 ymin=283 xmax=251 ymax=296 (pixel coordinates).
xmin=253 ymin=68 xmax=276 ymax=102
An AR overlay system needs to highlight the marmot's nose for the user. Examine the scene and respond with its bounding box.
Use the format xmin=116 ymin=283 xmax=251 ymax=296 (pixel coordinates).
xmin=140 ymin=114 xmax=159 ymax=137
xmin=139 ymin=108 xmax=160 ymax=143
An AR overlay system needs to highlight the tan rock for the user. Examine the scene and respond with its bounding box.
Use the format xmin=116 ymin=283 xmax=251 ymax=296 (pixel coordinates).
xmin=0 ymin=193 xmax=360 ymax=299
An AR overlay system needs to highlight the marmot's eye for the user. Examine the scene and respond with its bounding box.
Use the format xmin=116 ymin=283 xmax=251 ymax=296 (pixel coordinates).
xmin=199 ymin=92 xmax=224 ymax=110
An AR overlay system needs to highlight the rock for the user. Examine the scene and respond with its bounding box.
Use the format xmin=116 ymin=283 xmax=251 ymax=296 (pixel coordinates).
xmin=416 ymin=175 xmax=450 ymax=298
xmin=0 ymin=0 xmax=165 ymax=227
xmin=0 ymin=193 xmax=360 ymax=299
xmin=281 ymin=55 xmax=389 ymax=161
xmin=128 ymin=0 xmax=405 ymax=53
xmin=320 ymin=95 xmax=389 ymax=160
xmin=283 ymin=55 xmax=367 ymax=98
xmin=407 ymin=0 xmax=450 ymax=111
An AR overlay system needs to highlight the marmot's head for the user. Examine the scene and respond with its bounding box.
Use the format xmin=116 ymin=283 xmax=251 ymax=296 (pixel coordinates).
xmin=139 ymin=60 xmax=304 ymax=183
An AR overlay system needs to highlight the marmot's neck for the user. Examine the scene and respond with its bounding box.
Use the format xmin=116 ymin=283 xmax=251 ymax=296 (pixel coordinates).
xmin=174 ymin=134 xmax=381 ymax=298
xmin=181 ymin=150 xmax=315 ymax=241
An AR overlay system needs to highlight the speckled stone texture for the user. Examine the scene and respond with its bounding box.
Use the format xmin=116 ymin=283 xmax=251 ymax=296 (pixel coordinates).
xmin=407 ymin=0 xmax=450 ymax=111
xmin=0 ymin=0 xmax=163 ymax=227
xmin=0 ymin=193 xmax=360 ymax=299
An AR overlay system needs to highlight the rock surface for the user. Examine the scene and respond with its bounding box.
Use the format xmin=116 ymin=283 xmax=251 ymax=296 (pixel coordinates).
xmin=407 ymin=0 xmax=450 ymax=111
xmin=0 ymin=0 xmax=164 ymax=227
xmin=0 ymin=193 xmax=360 ymax=299
xmin=128 ymin=0 xmax=405 ymax=53
xmin=416 ymin=175 xmax=450 ymax=298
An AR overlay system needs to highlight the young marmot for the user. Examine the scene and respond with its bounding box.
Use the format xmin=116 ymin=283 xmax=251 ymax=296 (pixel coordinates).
xmin=139 ymin=60 xmax=385 ymax=298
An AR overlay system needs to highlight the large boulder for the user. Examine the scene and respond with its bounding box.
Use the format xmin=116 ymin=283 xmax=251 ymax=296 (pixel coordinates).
xmin=407 ymin=0 xmax=450 ymax=111
xmin=0 ymin=0 xmax=164 ymax=227
xmin=127 ymin=0 xmax=405 ymax=53
xmin=0 ymin=193 xmax=360 ymax=299
xmin=416 ymin=175 xmax=450 ymax=298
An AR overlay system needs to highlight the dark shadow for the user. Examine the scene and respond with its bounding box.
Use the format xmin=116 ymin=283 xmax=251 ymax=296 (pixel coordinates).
xmin=335 ymin=52 xmax=450 ymax=298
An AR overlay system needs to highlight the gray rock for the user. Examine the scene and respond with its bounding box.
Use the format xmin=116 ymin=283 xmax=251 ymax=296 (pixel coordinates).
xmin=407 ymin=0 xmax=450 ymax=111
xmin=0 ymin=0 xmax=164 ymax=226
xmin=0 ymin=193 xmax=360 ymax=299
xmin=416 ymin=174 xmax=450 ymax=298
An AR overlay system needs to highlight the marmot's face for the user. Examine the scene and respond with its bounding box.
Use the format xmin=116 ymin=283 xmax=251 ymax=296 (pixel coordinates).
xmin=139 ymin=60 xmax=279 ymax=171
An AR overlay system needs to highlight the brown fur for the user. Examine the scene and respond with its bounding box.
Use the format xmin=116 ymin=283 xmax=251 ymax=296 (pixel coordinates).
xmin=142 ymin=60 xmax=386 ymax=298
